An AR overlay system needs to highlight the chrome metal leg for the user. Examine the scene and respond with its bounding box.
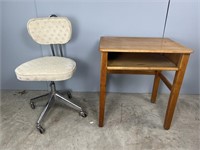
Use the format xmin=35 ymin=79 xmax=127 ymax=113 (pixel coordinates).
xmin=35 ymin=94 xmax=55 ymax=134
xmin=31 ymin=81 xmax=87 ymax=134
xmin=37 ymin=94 xmax=55 ymax=125
xmin=30 ymin=93 xmax=49 ymax=101
xmin=30 ymin=93 xmax=49 ymax=109
xmin=55 ymin=93 xmax=82 ymax=112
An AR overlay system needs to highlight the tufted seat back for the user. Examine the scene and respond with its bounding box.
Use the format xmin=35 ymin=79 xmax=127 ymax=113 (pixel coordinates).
xmin=27 ymin=17 xmax=72 ymax=45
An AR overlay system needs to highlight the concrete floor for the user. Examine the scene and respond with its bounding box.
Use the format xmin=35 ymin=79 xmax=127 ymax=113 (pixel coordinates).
xmin=0 ymin=90 xmax=199 ymax=150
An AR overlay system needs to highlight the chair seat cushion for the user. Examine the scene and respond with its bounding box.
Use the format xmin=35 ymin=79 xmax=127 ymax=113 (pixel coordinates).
xmin=15 ymin=56 xmax=76 ymax=81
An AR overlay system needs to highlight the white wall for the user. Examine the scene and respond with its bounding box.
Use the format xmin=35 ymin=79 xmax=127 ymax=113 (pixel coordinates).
xmin=1 ymin=1 xmax=47 ymax=90
xmin=0 ymin=1 xmax=2 ymax=88
xmin=1 ymin=0 xmax=199 ymax=94
xmin=164 ymin=0 xmax=199 ymax=94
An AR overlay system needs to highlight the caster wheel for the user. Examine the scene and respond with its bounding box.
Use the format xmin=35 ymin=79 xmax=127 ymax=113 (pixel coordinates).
xmin=30 ymin=102 xmax=35 ymax=109
xmin=79 ymin=111 xmax=87 ymax=118
xmin=67 ymin=91 xmax=72 ymax=99
xmin=37 ymin=125 xmax=45 ymax=134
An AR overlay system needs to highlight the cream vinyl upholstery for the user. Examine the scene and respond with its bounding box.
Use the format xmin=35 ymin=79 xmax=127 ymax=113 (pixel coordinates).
xmin=15 ymin=56 xmax=76 ymax=81
xmin=15 ymin=16 xmax=75 ymax=81
xmin=27 ymin=17 xmax=72 ymax=44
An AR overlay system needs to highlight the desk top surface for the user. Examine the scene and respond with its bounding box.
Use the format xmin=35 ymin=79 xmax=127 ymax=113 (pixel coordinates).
xmin=99 ymin=37 xmax=192 ymax=53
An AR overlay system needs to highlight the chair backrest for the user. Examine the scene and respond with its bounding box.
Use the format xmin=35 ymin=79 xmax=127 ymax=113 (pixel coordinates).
xmin=27 ymin=17 xmax=72 ymax=45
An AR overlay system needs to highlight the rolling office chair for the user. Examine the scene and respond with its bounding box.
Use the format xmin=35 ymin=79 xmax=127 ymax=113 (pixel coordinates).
xmin=15 ymin=15 xmax=87 ymax=134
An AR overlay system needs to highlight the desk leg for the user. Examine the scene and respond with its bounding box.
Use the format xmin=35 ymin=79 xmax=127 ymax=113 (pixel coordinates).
xmin=99 ymin=52 xmax=108 ymax=127
xmin=151 ymin=71 xmax=161 ymax=103
xmin=164 ymin=54 xmax=190 ymax=130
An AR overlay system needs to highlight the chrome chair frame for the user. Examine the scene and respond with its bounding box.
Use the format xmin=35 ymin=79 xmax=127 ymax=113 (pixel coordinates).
xmin=30 ymin=81 xmax=86 ymax=134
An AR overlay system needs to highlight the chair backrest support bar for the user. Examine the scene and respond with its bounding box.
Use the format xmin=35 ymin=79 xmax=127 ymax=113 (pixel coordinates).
xmin=50 ymin=44 xmax=55 ymax=56
xmin=59 ymin=45 xmax=64 ymax=57
xmin=50 ymin=44 xmax=64 ymax=57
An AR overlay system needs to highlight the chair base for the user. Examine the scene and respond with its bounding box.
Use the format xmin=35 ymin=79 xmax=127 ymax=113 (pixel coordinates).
xmin=30 ymin=81 xmax=87 ymax=134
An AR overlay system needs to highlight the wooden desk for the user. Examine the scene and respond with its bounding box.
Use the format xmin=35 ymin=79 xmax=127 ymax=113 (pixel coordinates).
xmin=99 ymin=37 xmax=192 ymax=130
